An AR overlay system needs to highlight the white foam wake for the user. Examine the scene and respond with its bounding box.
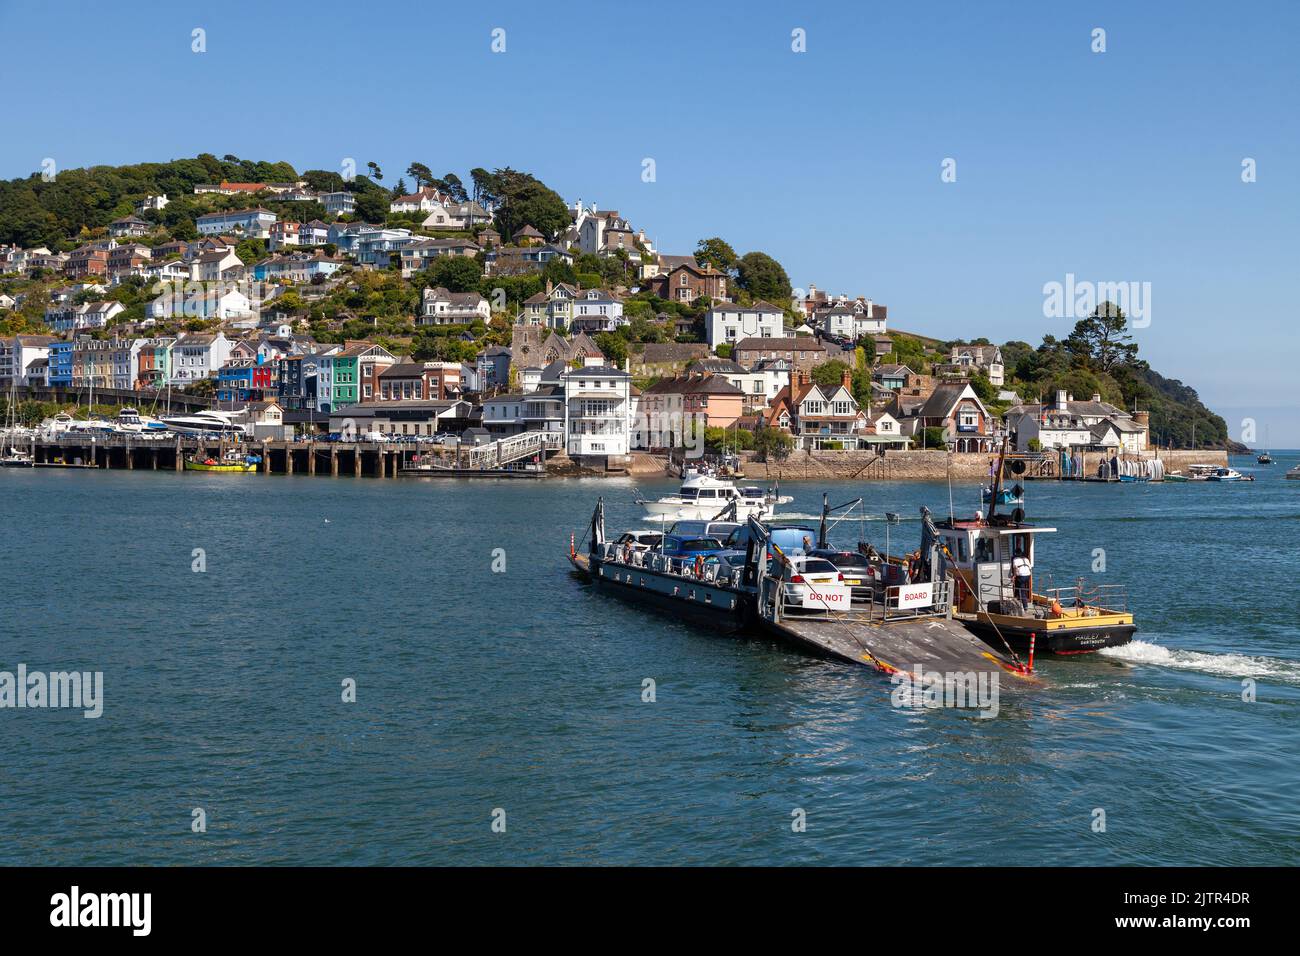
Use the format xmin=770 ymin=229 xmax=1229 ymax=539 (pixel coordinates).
xmin=1099 ymin=640 xmax=1300 ymax=683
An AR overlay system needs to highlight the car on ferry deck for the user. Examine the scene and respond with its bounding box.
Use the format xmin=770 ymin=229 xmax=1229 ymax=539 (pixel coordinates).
xmin=666 ymin=520 xmax=741 ymax=540
xmin=778 ymin=556 xmax=845 ymax=611
xmin=809 ymin=548 xmax=876 ymax=602
xmin=613 ymin=530 xmax=663 ymax=552
xmin=660 ymin=535 xmax=728 ymax=571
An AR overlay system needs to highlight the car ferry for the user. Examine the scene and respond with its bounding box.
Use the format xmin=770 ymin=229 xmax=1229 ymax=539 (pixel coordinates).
xmin=637 ymin=474 xmax=790 ymax=522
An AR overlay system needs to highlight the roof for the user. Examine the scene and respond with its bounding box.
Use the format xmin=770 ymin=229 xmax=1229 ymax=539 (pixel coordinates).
xmin=642 ymin=374 xmax=744 ymax=396
xmin=636 ymin=343 xmax=710 ymax=364
xmin=918 ymin=383 xmax=985 ymax=419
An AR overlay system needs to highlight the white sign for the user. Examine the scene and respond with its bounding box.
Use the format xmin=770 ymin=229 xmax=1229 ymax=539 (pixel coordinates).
xmin=894 ymin=582 xmax=935 ymax=609
xmin=799 ymin=584 xmax=851 ymax=610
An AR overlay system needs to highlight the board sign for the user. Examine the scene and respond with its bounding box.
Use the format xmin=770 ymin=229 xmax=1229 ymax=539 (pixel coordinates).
xmin=894 ymin=582 xmax=935 ymax=609
xmin=799 ymin=583 xmax=851 ymax=610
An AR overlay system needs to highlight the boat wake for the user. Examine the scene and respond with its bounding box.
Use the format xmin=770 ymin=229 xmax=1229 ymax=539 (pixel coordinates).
xmin=1099 ymin=640 xmax=1300 ymax=684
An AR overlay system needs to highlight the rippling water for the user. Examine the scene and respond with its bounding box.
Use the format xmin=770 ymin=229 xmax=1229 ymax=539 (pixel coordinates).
xmin=2 ymin=454 xmax=1297 ymax=865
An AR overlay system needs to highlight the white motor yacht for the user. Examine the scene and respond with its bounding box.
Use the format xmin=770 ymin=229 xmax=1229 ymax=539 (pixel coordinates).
xmin=638 ymin=474 xmax=791 ymax=521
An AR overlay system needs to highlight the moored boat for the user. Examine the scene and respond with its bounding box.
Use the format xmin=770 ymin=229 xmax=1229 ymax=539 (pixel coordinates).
xmin=1207 ymin=467 xmax=1253 ymax=482
xmin=637 ymin=474 xmax=790 ymax=521
xmin=184 ymin=448 xmax=261 ymax=473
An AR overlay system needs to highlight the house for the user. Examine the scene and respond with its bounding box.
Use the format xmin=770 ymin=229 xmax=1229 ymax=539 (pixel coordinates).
xmin=170 ymin=332 xmax=233 ymax=385
xmin=872 ymin=364 xmax=914 ymax=391
xmin=317 ymin=343 xmax=395 ymax=411
xmin=45 ymin=300 xmax=125 ymax=333
xmin=637 ymin=372 xmax=746 ymax=447
xmin=108 ymin=216 xmax=152 ymax=239
xmin=254 ymin=254 xmax=343 ymax=284
xmin=133 ymin=194 xmax=169 ymax=212
xmin=0 ymin=334 xmax=57 ymax=385
xmin=47 ymin=341 xmax=74 ymax=386
xmin=246 ymin=400 xmax=288 ymax=440
xmin=421 ymin=200 xmax=491 ymax=231
xmin=809 ymin=297 xmax=887 ymax=340
xmin=481 ymin=386 xmax=566 ymax=438
xmin=354 ymin=228 xmax=417 ymax=268
xmin=476 ymin=346 xmax=512 ymax=390
xmin=135 ymin=337 xmax=174 ymax=389
xmin=189 ymin=248 xmax=245 ymax=283
xmin=648 ymin=261 xmax=729 ymax=303
xmin=763 ymin=368 xmax=868 ymax=449
xmin=686 ymin=357 xmax=791 ymax=414
xmin=389 ymin=187 xmax=449 ymax=215
xmin=520 ymin=282 xmax=580 ymax=329
xmin=320 ymin=192 xmax=356 ymax=217
xmin=569 ymin=289 xmax=626 ymax=334
xmin=705 ymin=301 xmax=785 ymax=349
xmin=859 ymin=410 xmax=910 ymax=451
xmin=419 ymin=287 xmax=491 ymax=326
xmin=72 ymin=336 xmax=142 ymax=389
xmin=196 ymin=208 xmax=277 ymax=238
xmin=508 ymin=326 xmax=605 ymax=368
xmin=485 ymin=244 xmax=573 ymax=276
xmin=949 ymin=344 xmax=1005 ymax=387
xmin=732 ymin=336 xmax=828 ymax=374
xmin=327 ymin=399 xmax=474 ymax=438
xmin=561 ymin=363 xmax=633 ymax=466
xmin=65 ymin=245 xmax=110 ymax=279
xmin=105 ymin=243 xmax=152 ymax=280
xmin=576 ymin=209 xmax=639 ymax=257
xmin=912 ymin=382 xmax=996 ymax=453
xmin=216 ymin=360 xmax=274 ymax=403
xmin=1003 ymin=390 xmax=1148 ymax=454
xmin=400 ymin=238 xmax=481 ymax=278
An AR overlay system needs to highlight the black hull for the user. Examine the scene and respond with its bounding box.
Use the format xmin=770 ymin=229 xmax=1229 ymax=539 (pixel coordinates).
xmin=964 ymin=620 xmax=1136 ymax=655
xmin=572 ymin=554 xmax=750 ymax=629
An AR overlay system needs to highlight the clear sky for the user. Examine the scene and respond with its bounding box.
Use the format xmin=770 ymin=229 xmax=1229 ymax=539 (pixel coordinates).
xmin=2 ymin=1 xmax=1296 ymax=443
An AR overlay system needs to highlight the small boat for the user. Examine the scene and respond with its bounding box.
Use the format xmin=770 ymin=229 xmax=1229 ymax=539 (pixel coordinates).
xmin=1207 ymin=467 xmax=1253 ymax=482
xmin=0 ymin=447 xmax=35 ymax=468
xmin=1286 ymin=465 xmax=1300 ymax=480
xmin=184 ymin=448 xmax=261 ymax=473
xmin=982 ymin=483 xmax=1023 ymax=505
xmin=1186 ymin=464 xmax=1219 ymax=481
xmin=1257 ymin=452 xmax=1273 ymax=464
xmin=638 ymin=474 xmax=790 ymax=521
xmin=1163 ymin=471 xmax=1190 ymax=482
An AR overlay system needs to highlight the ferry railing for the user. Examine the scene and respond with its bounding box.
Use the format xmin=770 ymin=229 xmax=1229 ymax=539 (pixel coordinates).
xmin=767 ymin=577 xmax=953 ymax=624
xmin=597 ymin=543 xmax=744 ymax=588
xmin=1041 ymin=581 xmax=1128 ymax=614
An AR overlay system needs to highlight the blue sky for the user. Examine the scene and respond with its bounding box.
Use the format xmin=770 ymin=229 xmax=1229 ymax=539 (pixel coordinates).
xmin=2 ymin=1 xmax=1296 ymax=442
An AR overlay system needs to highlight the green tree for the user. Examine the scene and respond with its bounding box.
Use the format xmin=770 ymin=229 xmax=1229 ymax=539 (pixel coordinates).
xmin=694 ymin=237 xmax=737 ymax=273
xmin=811 ymin=359 xmax=850 ymax=390
xmin=406 ymin=163 xmax=434 ymax=189
xmin=594 ymin=332 xmax=628 ymax=368
xmin=425 ymin=256 xmax=483 ymax=293
xmin=754 ymin=426 xmax=795 ymax=462
xmin=1065 ymin=302 xmax=1139 ymax=373
xmin=734 ymin=251 xmax=792 ymax=303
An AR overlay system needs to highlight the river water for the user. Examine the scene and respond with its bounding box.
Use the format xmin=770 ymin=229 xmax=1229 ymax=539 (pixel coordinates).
xmin=1 ymin=454 xmax=1297 ymax=865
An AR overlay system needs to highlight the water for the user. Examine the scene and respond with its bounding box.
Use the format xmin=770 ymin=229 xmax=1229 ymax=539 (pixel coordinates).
xmin=2 ymin=453 xmax=1298 ymax=865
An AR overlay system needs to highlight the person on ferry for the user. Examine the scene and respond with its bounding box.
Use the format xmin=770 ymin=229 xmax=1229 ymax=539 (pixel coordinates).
xmin=1011 ymin=539 xmax=1032 ymax=606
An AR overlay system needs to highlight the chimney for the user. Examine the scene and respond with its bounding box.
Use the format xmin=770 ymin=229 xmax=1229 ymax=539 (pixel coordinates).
xmin=1091 ymin=392 xmax=1101 ymax=403
xmin=1056 ymin=389 xmax=1068 ymax=411
xmin=841 ymin=368 xmax=853 ymax=390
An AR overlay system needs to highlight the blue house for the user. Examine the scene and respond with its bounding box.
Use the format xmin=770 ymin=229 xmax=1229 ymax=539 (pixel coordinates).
xmin=48 ymin=341 xmax=73 ymax=386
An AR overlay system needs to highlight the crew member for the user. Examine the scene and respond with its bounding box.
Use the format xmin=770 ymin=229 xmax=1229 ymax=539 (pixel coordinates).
xmin=1011 ymin=550 xmax=1032 ymax=606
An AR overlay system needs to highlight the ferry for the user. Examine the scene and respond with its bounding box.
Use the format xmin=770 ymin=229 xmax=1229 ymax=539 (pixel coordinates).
xmin=638 ymin=474 xmax=790 ymax=521
xmin=161 ymin=410 xmax=247 ymax=437
xmin=183 ymin=448 xmax=261 ymax=473
xmin=569 ymin=500 xmax=1032 ymax=682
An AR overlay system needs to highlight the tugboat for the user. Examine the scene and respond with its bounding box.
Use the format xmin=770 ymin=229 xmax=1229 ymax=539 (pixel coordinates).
xmin=638 ymin=473 xmax=790 ymax=522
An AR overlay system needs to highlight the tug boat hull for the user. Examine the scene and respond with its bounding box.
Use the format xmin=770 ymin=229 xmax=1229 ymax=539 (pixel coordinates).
xmin=958 ymin=614 xmax=1136 ymax=655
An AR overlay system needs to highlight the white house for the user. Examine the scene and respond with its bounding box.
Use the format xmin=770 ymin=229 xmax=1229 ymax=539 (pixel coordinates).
xmin=44 ymin=300 xmax=125 ymax=332
xmin=419 ymin=287 xmax=491 ymax=326
xmin=0 ymin=334 xmax=57 ymax=385
xmin=569 ymin=290 xmax=626 ymax=333
xmin=320 ymin=192 xmax=355 ymax=217
xmin=196 ymin=208 xmax=277 ymax=238
xmin=1004 ymin=390 xmax=1148 ymax=454
xmin=561 ymin=363 xmax=632 ymax=464
xmin=705 ymin=301 xmax=785 ymax=349
xmin=169 ymin=332 xmax=233 ymax=384
xmin=389 ymin=187 xmax=447 ymax=215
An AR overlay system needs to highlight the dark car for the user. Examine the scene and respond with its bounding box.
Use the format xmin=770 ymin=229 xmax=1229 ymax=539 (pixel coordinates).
xmin=809 ymin=548 xmax=877 ymax=602
xmin=660 ymin=535 xmax=728 ymax=571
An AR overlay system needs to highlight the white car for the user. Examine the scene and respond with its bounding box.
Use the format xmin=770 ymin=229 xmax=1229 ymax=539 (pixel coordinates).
xmin=613 ymin=530 xmax=663 ymax=553
xmin=780 ymin=556 xmax=845 ymax=610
